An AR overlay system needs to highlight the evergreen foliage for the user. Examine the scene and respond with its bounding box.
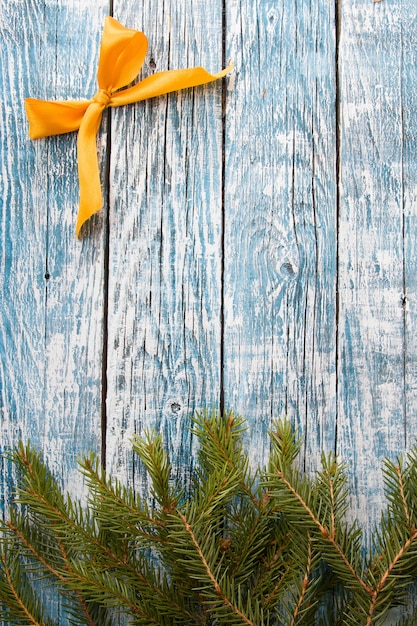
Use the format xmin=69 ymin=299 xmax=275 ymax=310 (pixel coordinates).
xmin=1 ymin=410 xmax=417 ymax=625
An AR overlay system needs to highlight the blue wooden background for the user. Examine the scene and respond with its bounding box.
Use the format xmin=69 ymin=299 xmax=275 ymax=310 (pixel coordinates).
xmin=1 ymin=0 xmax=417 ymax=622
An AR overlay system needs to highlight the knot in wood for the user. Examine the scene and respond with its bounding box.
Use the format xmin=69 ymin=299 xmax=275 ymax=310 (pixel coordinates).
xmin=93 ymin=89 xmax=111 ymax=107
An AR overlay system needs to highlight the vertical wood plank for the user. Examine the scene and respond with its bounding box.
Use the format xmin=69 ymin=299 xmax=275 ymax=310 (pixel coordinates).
xmin=337 ymin=0 xmax=417 ymax=542
xmin=0 ymin=3 xmax=110 ymax=622
xmin=0 ymin=0 xmax=108 ymax=512
xmin=402 ymin=6 xmax=417 ymax=451
xmin=105 ymin=0 xmax=225 ymax=486
xmin=1 ymin=3 xmax=109 ymax=622
xmin=223 ymin=0 xmax=337 ymax=469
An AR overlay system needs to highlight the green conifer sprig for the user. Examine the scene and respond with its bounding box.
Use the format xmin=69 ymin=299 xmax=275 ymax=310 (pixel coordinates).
xmin=1 ymin=410 xmax=417 ymax=625
xmin=264 ymin=422 xmax=417 ymax=625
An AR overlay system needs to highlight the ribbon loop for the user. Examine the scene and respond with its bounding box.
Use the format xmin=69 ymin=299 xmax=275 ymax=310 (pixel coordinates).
xmin=25 ymin=16 xmax=233 ymax=238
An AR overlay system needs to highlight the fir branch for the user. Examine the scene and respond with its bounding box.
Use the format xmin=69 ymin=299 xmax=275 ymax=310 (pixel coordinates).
xmin=12 ymin=465 xmax=147 ymax=581
xmin=4 ymin=412 xmax=417 ymax=624
xmin=273 ymin=469 xmax=372 ymax=597
xmin=5 ymin=519 xmax=67 ymax=583
xmin=315 ymin=452 xmax=350 ymax=537
xmin=367 ymin=528 xmax=417 ymax=625
xmin=179 ymin=513 xmax=255 ymax=625
xmin=264 ymin=562 xmax=293 ymax=609
xmin=5 ymin=516 xmax=98 ymax=626
xmin=382 ymin=457 xmax=414 ymax=531
xmin=397 ymin=463 xmax=412 ymax=531
xmin=330 ymin=477 xmax=336 ymax=540
xmin=131 ymin=430 xmax=178 ymax=514
xmin=80 ymin=454 xmax=163 ymax=527
xmin=4 ymin=519 xmax=99 ymax=625
xmin=255 ymin=526 xmax=294 ymax=607
xmin=57 ymin=535 xmax=98 ymax=626
xmin=193 ymin=463 xmax=241 ymax=522
xmin=58 ymin=564 xmax=162 ymax=624
xmin=84 ymin=541 xmax=201 ymax=623
xmin=80 ymin=454 xmax=166 ymax=541
xmin=269 ymin=418 xmax=303 ymax=469
xmin=1 ymin=554 xmax=41 ymax=626
xmin=228 ymin=503 xmax=272 ymax=582
xmin=192 ymin=409 xmax=259 ymax=507
xmin=0 ymin=552 xmax=55 ymax=626
xmin=62 ymin=550 xmax=199 ymax=624
xmin=290 ymin=533 xmax=313 ymax=626
xmin=7 ymin=446 xmax=200 ymax=624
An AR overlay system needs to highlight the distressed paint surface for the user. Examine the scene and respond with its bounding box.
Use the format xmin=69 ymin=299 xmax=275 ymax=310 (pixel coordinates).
xmin=337 ymin=0 xmax=417 ymax=540
xmin=0 ymin=0 xmax=109 ymax=495
xmin=223 ymin=0 xmax=337 ymax=471
xmin=1 ymin=0 xmax=417 ymax=623
xmin=0 ymin=3 xmax=109 ymax=621
xmin=105 ymin=0 xmax=225 ymax=490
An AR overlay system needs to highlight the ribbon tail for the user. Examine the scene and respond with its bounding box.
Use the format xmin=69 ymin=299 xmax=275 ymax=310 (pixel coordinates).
xmin=111 ymin=63 xmax=234 ymax=107
xmin=25 ymin=99 xmax=90 ymax=138
xmin=76 ymin=103 xmax=105 ymax=238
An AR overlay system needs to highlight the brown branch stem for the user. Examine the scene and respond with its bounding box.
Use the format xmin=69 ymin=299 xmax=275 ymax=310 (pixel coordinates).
xmin=1 ymin=554 xmax=43 ymax=626
xmin=277 ymin=471 xmax=372 ymax=596
xmin=366 ymin=528 xmax=417 ymax=625
xmin=291 ymin=535 xmax=313 ymax=626
xmin=180 ymin=513 xmax=255 ymax=625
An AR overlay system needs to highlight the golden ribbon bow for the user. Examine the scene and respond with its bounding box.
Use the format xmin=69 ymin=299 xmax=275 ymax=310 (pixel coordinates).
xmin=25 ymin=16 xmax=233 ymax=238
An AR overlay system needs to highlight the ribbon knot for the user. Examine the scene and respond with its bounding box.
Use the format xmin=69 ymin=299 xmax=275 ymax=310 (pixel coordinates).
xmin=25 ymin=16 xmax=233 ymax=238
xmin=93 ymin=89 xmax=112 ymax=107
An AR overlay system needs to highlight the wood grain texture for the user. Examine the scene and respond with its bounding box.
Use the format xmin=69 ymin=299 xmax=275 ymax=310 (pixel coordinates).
xmin=105 ymin=0 xmax=225 ymax=489
xmin=223 ymin=0 xmax=337 ymax=469
xmin=0 ymin=0 xmax=108 ymax=510
xmin=0 ymin=4 xmax=110 ymax=623
xmin=2 ymin=0 xmax=417 ymax=622
xmin=337 ymin=0 xmax=417 ymax=543
xmin=401 ymin=4 xmax=417 ymax=450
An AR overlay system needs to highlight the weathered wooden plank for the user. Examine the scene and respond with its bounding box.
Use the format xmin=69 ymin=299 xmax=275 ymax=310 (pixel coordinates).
xmin=337 ymin=0 xmax=417 ymax=546
xmin=1 ymin=4 xmax=109 ymax=623
xmin=402 ymin=6 xmax=417 ymax=453
xmin=223 ymin=0 xmax=337 ymax=469
xmin=105 ymin=1 xmax=225 ymax=487
xmin=0 ymin=0 xmax=108 ymax=504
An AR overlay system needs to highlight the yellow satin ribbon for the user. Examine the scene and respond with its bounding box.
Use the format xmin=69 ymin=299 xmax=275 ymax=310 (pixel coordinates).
xmin=25 ymin=16 xmax=233 ymax=238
